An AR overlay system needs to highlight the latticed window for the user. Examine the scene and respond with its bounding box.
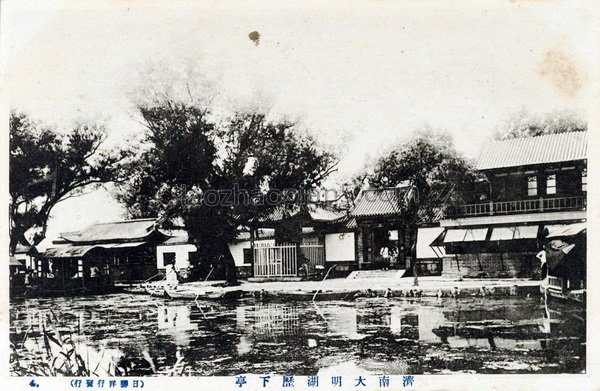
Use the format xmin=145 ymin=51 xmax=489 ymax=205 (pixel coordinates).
xmin=527 ymin=176 xmax=537 ymax=196
xmin=546 ymin=174 xmax=557 ymax=195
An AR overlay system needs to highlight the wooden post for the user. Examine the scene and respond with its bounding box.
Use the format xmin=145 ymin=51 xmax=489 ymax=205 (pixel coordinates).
xmin=250 ymin=227 xmax=256 ymax=278
xmin=455 ymin=253 xmax=462 ymax=280
xmin=295 ymin=242 xmax=300 ymax=277
xmin=411 ymin=226 xmax=418 ymax=286
xmin=78 ymin=259 xmax=85 ymax=288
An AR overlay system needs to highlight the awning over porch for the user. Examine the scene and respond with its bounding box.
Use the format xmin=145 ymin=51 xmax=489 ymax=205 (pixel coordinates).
xmin=43 ymin=244 xmax=98 ymax=258
xmin=545 ymin=239 xmax=577 ymax=272
xmin=103 ymin=241 xmax=147 ymax=249
xmin=546 ymin=222 xmax=586 ymax=238
xmin=489 ymin=225 xmax=538 ymax=241
xmin=417 ymin=227 xmax=446 ymax=259
xmin=10 ymin=256 xmax=23 ymax=267
xmin=443 ymin=228 xmax=488 ymax=243
xmin=42 ymin=241 xmax=148 ymax=258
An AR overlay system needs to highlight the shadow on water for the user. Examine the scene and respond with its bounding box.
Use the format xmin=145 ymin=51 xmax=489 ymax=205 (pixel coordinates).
xmin=10 ymin=294 xmax=585 ymax=376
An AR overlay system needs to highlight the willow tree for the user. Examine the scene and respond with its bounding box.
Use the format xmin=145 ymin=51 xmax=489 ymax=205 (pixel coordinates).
xmin=116 ymin=99 xmax=338 ymax=283
xmin=9 ymin=112 xmax=128 ymax=254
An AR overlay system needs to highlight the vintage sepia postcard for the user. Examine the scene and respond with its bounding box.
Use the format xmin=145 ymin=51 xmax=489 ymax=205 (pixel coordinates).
xmin=2 ymin=1 xmax=599 ymax=390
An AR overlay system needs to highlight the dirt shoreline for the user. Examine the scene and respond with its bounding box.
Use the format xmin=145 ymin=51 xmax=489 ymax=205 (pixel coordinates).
xmin=148 ymin=277 xmax=542 ymax=299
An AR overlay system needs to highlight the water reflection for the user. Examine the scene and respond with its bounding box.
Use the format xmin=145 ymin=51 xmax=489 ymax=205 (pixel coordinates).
xmin=10 ymin=295 xmax=585 ymax=375
xmin=157 ymin=306 xmax=195 ymax=347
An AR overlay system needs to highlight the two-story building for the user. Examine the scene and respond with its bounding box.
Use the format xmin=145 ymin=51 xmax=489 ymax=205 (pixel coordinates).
xmin=437 ymin=131 xmax=587 ymax=278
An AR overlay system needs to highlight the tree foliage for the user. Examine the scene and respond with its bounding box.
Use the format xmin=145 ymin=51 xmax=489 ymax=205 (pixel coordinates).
xmin=116 ymin=99 xmax=338 ymax=281
xmin=115 ymin=102 xmax=217 ymax=218
xmin=9 ymin=112 xmax=128 ymax=253
xmin=495 ymin=110 xmax=586 ymax=140
xmin=363 ymin=129 xmax=478 ymax=224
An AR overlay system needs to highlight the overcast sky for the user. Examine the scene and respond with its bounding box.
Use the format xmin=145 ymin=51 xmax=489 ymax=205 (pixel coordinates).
xmin=3 ymin=0 xmax=596 ymax=247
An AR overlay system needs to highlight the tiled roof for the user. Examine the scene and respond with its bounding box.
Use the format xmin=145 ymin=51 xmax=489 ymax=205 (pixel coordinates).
xmin=42 ymin=242 xmax=148 ymax=258
xmin=416 ymin=207 xmax=445 ymax=225
xmin=59 ymin=218 xmax=162 ymax=243
xmin=350 ymin=188 xmax=408 ymax=217
xmin=306 ymin=204 xmax=346 ymax=221
xmin=477 ymin=131 xmax=587 ymax=170
xmin=339 ymin=215 xmax=357 ymax=229
xmin=158 ymin=229 xmax=191 ymax=245
xmin=256 ymin=204 xmax=346 ymax=223
xmin=15 ymin=242 xmax=36 ymax=254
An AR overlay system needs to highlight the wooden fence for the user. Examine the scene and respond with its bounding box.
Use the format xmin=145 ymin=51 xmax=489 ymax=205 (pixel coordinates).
xmin=254 ymin=243 xmax=297 ymax=277
xmin=253 ymin=243 xmax=325 ymax=277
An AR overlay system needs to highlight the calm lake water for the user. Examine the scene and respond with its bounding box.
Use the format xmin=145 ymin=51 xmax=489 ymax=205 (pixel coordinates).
xmin=10 ymin=293 xmax=585 ymax=375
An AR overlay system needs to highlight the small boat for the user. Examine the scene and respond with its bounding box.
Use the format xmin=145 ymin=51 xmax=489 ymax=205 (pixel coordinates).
xmin=542 ymin=284 xmax=585 ymax=304
xmin=144 ymin=283 xmax=167 ymax=297
xmin=432 ymin=319 xmax=551 ymax=341
xmin=143 ymin=279 xmax=229 ymax=297
xmin=276 ymin=290 xmax=354 ymax=301
xmin=165 ymin=287 xmax=242 ymax=301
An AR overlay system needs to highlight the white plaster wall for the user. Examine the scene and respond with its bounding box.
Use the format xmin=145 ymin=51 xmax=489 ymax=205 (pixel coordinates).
xmin=228 ymin=239 xmax=275 ymax=267
xmin=14 ymin=253 xmax=34 ymax=269
xmin=229 ymin=241 xmax=250 ymax=267
xmin=156 ymin=244 xmax=197 ymax=270
xmin=325 ymin=232 xmax=356 ymax=262
xmin=416 ymin=227 xmax=446 ymax=259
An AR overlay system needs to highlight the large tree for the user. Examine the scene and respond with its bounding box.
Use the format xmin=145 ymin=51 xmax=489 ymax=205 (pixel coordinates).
xmin=115 ymin=102 xmax=218 ymax=218
xmin=495 ymin=110 xmax=586 ymax=140
xmin=116 ymin=99 xmax=338 ymax=282
xmin=367 ymin=129 xmax=478 ymax=224
xmin=357 ymin=129 xmax=477 ymax=282
xmin=9 ymin=112 xmax=128 ymax=254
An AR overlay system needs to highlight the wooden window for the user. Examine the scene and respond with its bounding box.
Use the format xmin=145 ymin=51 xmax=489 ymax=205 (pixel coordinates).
xmin=546 ymin=174 xmax=557 ymax=195
xmin=582 ymin=168 xmax=587 ymax=192
xmin=527 ymin=176 xmax=537 ymax=196
xmin=162 ymin=252 xmax=176 ymax=267
xmin=243 ymin=248 xmax=253 ymax=264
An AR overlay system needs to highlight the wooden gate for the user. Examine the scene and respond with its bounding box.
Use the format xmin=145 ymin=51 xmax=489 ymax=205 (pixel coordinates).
xmin=253 ymin=243 xmax=297 ymax=277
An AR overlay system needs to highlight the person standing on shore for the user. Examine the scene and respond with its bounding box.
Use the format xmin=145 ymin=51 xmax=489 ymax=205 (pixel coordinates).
xmin=380 ymin=246 xmax=390 ymax=270
xmin=165 ymin=263 xmax=179 ymax=289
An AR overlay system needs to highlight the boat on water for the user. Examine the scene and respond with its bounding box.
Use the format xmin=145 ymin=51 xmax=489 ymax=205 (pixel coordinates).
xmin=164 ymin=286 xmax=243 ymax=301
xmin=542 ymin=285 xmax=585 ymax=304
xmin=276 ymin=290 xmax=354 ymax=301
xmin=142 ymin=279 xmax=229 ymax=298
xmin=144 ymin=283 xmax=167 ymax=297
xmin=538 ymin=222 xmax=586 ymax=305
xmin=432 ymin=318 xmax=553 ymax=344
